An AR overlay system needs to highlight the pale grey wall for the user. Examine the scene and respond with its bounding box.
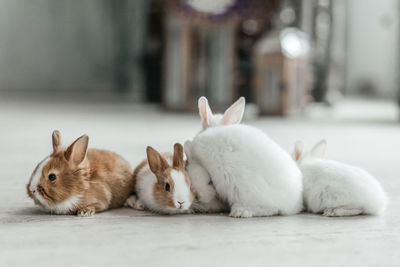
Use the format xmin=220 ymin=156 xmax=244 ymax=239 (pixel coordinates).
xmin=345 ymin=0 xmax=399 ymax=98
xmin=0 ymin=0 xmax=116 ymax=93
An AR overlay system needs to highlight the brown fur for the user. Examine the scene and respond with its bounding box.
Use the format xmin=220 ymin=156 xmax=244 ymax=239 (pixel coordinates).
xmin=153 ymin=175 xmax=176 ymax=208
xmin=27 ymin=131 xmax=134 ymax=215
xmin=134 ymin=144 xmax=193 ymax=210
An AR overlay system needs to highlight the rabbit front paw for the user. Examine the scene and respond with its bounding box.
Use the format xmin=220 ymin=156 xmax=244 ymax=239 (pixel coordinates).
xmin=124 ymin=195 xmax=145 ymax=210
xmin=124 ymin=195 xmax=136 ymax=208
xmin=77 ymin=206 xmax=96 ymax=217
xmin=323 ymin=207 xmax=363 ymax=217
xmin=229 ymin=204 xmax=253 ymax=218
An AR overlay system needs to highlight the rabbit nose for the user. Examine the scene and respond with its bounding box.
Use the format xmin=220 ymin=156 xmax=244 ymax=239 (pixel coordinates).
xmin=178 ymin=201 xmax=184 ymax=205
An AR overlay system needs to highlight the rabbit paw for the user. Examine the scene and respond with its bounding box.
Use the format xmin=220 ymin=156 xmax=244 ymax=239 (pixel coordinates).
xmin=186 ymin=209 xmax=195 ymax=214
xmin=229 ymin=205 xmax=253 ymax=218
xmin=124 ymin=195 xmax=145 ymax=210
xmin=323 ymin=208 xmax=336 ymax=217
xmin=323 ymin=207 xmax=363 ymax=217
xmin=77 ymin=206 xmax=96 ymax=217
xmin=124 ymin=195 xmax=137 ymax=208
xmin=134 ymin=200 xmax=145 ymax=211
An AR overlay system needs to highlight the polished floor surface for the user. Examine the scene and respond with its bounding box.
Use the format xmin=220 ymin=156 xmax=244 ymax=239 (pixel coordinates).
xmin=1 ymin=98 xmax=399 ymax=267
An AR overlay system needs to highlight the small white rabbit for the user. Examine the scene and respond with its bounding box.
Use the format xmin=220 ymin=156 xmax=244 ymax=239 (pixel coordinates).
xmin=189 ymin=97 xmax=303 ymax=218
xmin=184 ymin=140 xmax=228 ymax=213
xmin=293 ymin=140 xmax=388 ymax=216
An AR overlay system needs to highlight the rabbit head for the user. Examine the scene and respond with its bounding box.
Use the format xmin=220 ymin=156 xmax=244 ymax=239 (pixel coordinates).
xmin=27 ymin=130 xmax=90 ymax=211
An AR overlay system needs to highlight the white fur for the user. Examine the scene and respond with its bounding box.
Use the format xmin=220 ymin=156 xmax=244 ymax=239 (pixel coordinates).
xmin=296 ymin=143 xmax=388 ymax=216
xmin=34 ymin=192 xmax=82 ymax=215
xmin=29 ymin=157 xmax=49 ymax=193
xmin=170 ymin=170 xmax=192 ymax=210
xmin=29 ymin=157 xmax=52 ymax=209
xmin=134 ymin=161 xmax=193 ymax=214
xmin=191 ymin=124 xmax=303 ymax=218
xmin=207 ymin=114 xmax=224 ymax=128
xmin=49 ymin=195 xmax=82 ymax=214
xmin=184 ymin=141 xmax=228 ymax=213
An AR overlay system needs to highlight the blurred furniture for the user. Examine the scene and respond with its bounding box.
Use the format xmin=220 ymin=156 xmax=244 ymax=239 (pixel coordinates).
xmin=163 ymin=4 xmax=237 ymax=111
xmin=253 ymin=28 xmax=311 ymax=115
xmin=162 ymin=0 xmax=282 ymax=112
xmin=112 ymin=0 xmax=149 ymax=98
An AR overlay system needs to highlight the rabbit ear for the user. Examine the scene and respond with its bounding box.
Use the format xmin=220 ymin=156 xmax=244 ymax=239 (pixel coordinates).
xmin=311 ymin=139 xmax=327 ymax=158
xmin=173 ymin=143 xmax=184 ymax=169
xmin=294 ymin=141 xmax=304 ymax=161
xmin=198 ymin=96 xmax=213 ymax=128
xmin=52 ymin=130 xmax=62 ymax=153
xmin=147 ymin=146 xmax=169 ymax=176
xmin=183 ymin=140 xmax=192 ymax=160
xmin=222 ymin=97 xmax=245 ymax=125
xmin=64 ymin=135 xmax=89 ymax=165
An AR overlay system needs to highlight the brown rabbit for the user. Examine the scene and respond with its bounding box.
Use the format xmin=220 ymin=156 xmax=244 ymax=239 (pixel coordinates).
xmin=125 ymin=143 xmax=194 ymax=214
xmin=27 ymin=130 xmax=134 ymax=216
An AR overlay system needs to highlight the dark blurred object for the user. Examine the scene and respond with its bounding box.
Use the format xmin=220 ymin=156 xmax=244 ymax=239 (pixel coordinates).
xmin=295 ymin=0 xmax=347 ymax=103
xmin=236 ymin=1 xmax=282 ymax=102
xmin=310 ymin=0 xmax=332 ymax=102
xmin=144 ymin=0 xmax=165 ymax=102
xmin=162 ymin=0 xmax=282 ymax=111
xmin=253 ymin=28 xmax=311 ymax=115
xmin=111 ymin=0 xmax=149 ymax=98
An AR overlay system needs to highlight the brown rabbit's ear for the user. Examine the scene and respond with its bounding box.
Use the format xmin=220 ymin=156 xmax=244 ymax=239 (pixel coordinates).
xmin=147 ymin=146 xmax=169 ymax=176
xmin=198 ymin=96 xmax=213 ymax=128
xmin=294 ymin=141 xmax=304 ymax=161
xmin=64 ymin=135 xmax=89 ymax=165
xmin=311 ymin=139 xmax=327 ymax=158
xmin=173 ymin=143 xmax=184 ymax=169
xmin=52 ymin=130 xmax=62 ymax=153
xmin=222 ymin=97 xmax=245 ymax=125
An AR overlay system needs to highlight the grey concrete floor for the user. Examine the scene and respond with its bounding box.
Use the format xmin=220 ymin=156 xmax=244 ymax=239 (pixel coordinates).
xmin=1 ymin=97 xmax=399 ymax=267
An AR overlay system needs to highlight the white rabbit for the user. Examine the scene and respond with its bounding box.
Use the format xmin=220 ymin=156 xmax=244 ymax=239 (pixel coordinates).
xmin=189 ymin=96 xmax=303 ymax=218
xmin=184 ymin=140 xmax=228 ymax=213
xmin=293 ymin=140 xmax=388 ymax=216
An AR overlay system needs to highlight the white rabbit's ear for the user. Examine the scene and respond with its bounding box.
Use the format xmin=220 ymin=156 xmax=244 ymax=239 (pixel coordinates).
xmin=311 ymin=139 xmax=327 ymax=158
xmin=222 ymin=97 xmax=245 ymax=125
xmin=183 ymin=140 xmax=192 ymax=159
xmin=198 ymin=96 xmax=213 ymax=128
xmin=294 ymin=141 xmax=304 ymax=161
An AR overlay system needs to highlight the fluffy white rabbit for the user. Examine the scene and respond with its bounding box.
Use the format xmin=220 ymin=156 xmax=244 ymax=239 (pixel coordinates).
xmin=189 ymin=96 xmax=303 ymax=218
xmin=184 ymin=140 xmax=228 ymax=213
xmin=293 ymin=140 xmax=388 ymax=216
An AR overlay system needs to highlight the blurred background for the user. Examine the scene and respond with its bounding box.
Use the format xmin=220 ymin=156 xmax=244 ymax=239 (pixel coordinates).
xmin=0 ymin=0 xmax=399 ymax=117
xmin=1 ymin=2 xmax=400 ymax=265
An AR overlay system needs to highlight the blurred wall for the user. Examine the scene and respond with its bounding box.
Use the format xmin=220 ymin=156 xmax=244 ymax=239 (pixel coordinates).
xmin=346 ymin=0 xmax=399 ymax=98
xmin=0 ymin=0 xmax=116 ymax=94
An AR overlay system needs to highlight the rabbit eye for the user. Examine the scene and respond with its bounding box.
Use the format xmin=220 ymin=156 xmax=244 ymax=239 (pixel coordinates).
xmin=48 ymin=173 xmax=57 ymax=181
xmin=165 ymin=183 xmax=170 ymax=192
